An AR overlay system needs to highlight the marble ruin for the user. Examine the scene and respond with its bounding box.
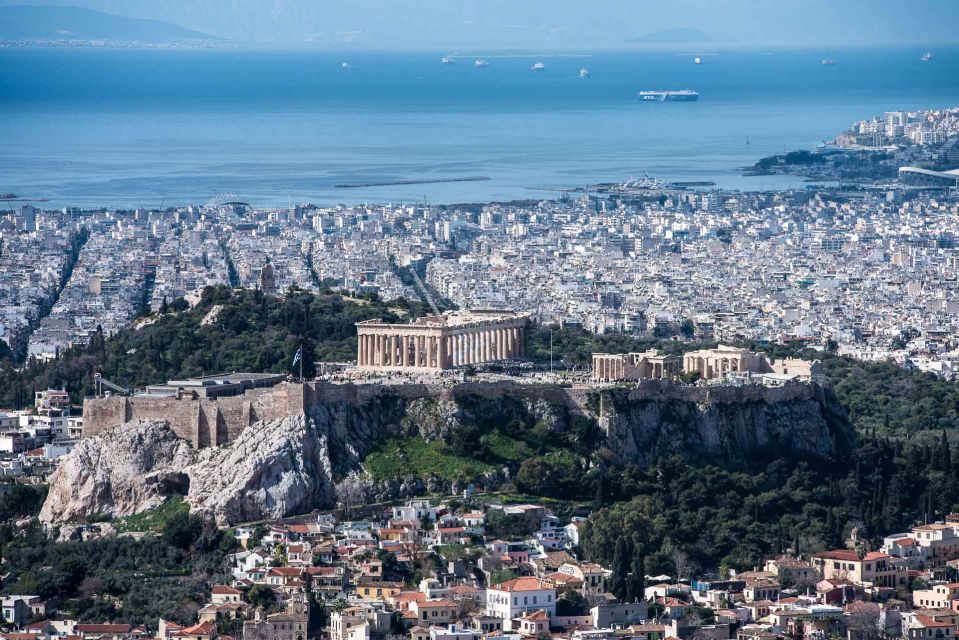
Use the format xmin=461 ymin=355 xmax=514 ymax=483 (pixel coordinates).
xmin=355 ymin=311 xmax=529 ymax=370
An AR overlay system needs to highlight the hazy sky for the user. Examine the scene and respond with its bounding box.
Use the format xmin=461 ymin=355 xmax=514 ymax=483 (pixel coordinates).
xmin=4 ymin=0 xmax=959 ymax=48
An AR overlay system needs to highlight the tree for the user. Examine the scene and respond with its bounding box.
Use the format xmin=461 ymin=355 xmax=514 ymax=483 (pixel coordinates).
xmin=556 ymin=590 xmax=589 ymax=616
xmin=161 ymin=511 xmax=203 ymax=551
xmin=628 ymin=551 xmax=645 ymax=603
xmin=489 ymin=569 xmax=517 ymax=587
xmin=247 ymin=584 xmax=277 ymax=609
xmin=670 ymin=547 xmax=693 ymax=581
xmin=610 ymin=537 xmax=630 ymax=600
xmin=336 ymin=478 xmax=367 ymax=519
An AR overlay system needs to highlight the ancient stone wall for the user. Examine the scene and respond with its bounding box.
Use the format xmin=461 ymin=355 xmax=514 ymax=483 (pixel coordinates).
xmin=82 ymin=379 xmax=820 ymax=448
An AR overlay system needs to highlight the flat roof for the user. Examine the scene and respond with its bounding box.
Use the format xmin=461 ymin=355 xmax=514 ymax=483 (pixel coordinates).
xmin=163 ymin=372 xmax=286 ymax=387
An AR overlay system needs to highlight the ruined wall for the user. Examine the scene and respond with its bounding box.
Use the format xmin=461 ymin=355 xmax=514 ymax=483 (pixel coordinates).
xmin=82 ymin=384 xmax=306 ymax=446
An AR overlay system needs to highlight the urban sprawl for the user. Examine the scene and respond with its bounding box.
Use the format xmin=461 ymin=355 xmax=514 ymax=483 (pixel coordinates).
xmin=1 ymin=105 xmax=959 ymax=640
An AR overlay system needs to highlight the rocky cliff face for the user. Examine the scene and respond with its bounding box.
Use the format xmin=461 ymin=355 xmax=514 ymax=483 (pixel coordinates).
xmin=40 ymin=420 xmax=193 ymax=523
xmin=40 ymin=382 xmax=852 ymax=527
xmin=41 ymin=415 xmax=340 ymax=527
xmin=597 ymin=388 xmax=849 ymax=467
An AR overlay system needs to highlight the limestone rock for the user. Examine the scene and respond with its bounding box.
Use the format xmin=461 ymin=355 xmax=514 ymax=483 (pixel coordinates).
xmin=39 ymin=420 xmax=193 ymax=524
xmin=41 ymin=415 xmax=338 ymax=528
xmin=187 ymin=414 xmax=336 ymax=527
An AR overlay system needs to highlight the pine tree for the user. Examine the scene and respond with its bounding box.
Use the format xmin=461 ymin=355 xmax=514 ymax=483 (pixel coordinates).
xmin=611 ymin=536 xmax=629 ymax=600
xmin=629 ymin=551 xmax=645 ymax=603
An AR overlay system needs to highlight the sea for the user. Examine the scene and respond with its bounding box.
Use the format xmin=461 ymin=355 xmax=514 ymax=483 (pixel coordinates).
xmin=1 ymin=46 xmax=958 ymax=208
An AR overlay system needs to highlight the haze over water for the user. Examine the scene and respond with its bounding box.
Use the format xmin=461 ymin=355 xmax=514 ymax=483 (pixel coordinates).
xmin=2 ymin=46 xmax=959 ymax=208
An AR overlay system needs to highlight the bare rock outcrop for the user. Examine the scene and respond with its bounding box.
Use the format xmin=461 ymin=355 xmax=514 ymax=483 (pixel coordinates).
xmin=41 ymin=415 xmax=340 ymax=528
xmin=187 ymin=414 xmax=335 ymax=527
xmin=39 ymin=420 xmax=193 ymax=523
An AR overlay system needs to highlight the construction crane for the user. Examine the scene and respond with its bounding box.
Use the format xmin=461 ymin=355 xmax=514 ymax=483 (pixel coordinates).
xmin=93 ymin=373 xmax=131 ymax=397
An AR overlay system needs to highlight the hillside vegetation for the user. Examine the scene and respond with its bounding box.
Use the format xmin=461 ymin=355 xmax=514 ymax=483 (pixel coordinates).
xmin=0 ymin=286 xmax=430 ymax=408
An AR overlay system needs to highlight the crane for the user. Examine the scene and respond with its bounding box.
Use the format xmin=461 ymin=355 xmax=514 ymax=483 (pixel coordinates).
xmin=93 ymin=373 xmax=131 ymax=397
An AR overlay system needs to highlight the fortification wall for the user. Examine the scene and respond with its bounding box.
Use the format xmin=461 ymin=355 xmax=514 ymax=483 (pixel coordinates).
xmin=82 ymin=379 xmax=820 ymax=448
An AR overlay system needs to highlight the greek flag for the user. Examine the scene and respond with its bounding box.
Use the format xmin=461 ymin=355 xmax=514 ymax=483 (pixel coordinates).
xmin=292 ymin=346 xmax=302 ymax=369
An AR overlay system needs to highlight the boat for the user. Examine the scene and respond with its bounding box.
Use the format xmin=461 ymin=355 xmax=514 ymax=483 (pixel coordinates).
xmin=475 ymin=59 xmax=489 ymax=68
xmin=442 ymin=56 xmax=454 ymax=64
xmin=821 ymin=58 xmax=835 ymax=66
xmin=694 ymin=57 xmax=703 ymax=65
xmin=638 ymin=89 xmax=699 ymax=102
xmin=579 ymin=67 xmax=590 ymax=78
xmin=531 ymin=61 xmax=545 ymax=71
xmin=921 ymin=52 xmax=934 ymax=61
xmin=340 ymin=62 xmax=350 ymax=69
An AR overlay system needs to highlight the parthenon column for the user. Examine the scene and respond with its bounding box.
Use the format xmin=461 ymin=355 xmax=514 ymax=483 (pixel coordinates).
xmin=499 ymin=328 xmax=506 ymax=359
xmin=366 ymin=335 xmax=374 ymax=366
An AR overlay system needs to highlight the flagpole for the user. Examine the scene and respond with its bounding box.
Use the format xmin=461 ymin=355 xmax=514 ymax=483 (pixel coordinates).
xmin=299 ymin=343 xmax=304 ymax=382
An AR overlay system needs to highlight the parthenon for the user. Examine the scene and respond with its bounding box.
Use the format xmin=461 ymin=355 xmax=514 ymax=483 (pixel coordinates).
xmin=355 ymin=311 xmax=529 ymax=370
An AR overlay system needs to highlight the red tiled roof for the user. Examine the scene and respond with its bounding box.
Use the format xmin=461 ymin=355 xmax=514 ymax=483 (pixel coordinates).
xmin=492 ymin=577 xmax=552 ymax=592
xmin=212 ymin=585 xmax=242 ymax=594
xmin=76 ymin=624 xmax=133 ymax=633
xmin=813 ymin=549 xmax=890 ymax=562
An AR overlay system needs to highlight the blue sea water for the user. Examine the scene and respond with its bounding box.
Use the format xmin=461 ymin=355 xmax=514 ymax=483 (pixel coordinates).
xmin=1 ymin=47 xmax=958 ymax=208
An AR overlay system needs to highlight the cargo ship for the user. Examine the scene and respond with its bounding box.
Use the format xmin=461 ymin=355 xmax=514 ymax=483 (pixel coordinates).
xmin=638 ymin=89 xmax=699 ymax=102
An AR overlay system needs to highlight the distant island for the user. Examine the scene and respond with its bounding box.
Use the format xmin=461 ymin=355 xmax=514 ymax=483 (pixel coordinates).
xmin=0 ymin=5 xmax=218 ymax=46
xmin=625 ymin=27 xmax=713 ymax=44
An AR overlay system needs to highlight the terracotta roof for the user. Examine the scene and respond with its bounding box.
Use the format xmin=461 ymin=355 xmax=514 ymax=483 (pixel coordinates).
xmin=915 ymin=616 xmax=955 ymax=628
xmin=212 ymin=585 xmax=243 ymax=594
xmin=76 ymin=625 xmax=133 ymax=634
xmin=491 ymin=577 xmax=552 ymax=592
xmin=813 ymin=549 xmax=890 ymax=562
xmin=173 ymin=621 xmax=216 ymax=636
xmin=521 ymin=609 xmax=550 ymax=622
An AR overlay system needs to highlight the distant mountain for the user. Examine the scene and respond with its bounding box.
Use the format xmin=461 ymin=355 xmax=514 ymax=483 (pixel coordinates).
xmin=0 ymin=5 xmax=214 ymax=41
xmin=626 ymin=28 xmax=714 ymax=44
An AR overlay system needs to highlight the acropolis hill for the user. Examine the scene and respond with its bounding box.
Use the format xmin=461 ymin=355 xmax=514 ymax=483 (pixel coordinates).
xmin=52 ymin=377 xmax=854 ymax=525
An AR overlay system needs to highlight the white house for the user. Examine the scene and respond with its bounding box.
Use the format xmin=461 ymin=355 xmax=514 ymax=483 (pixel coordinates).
xmin=485 ymin=577 xmax=556 ymax=631
xmin=392 ymin=499 xmax=437 ymax=522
